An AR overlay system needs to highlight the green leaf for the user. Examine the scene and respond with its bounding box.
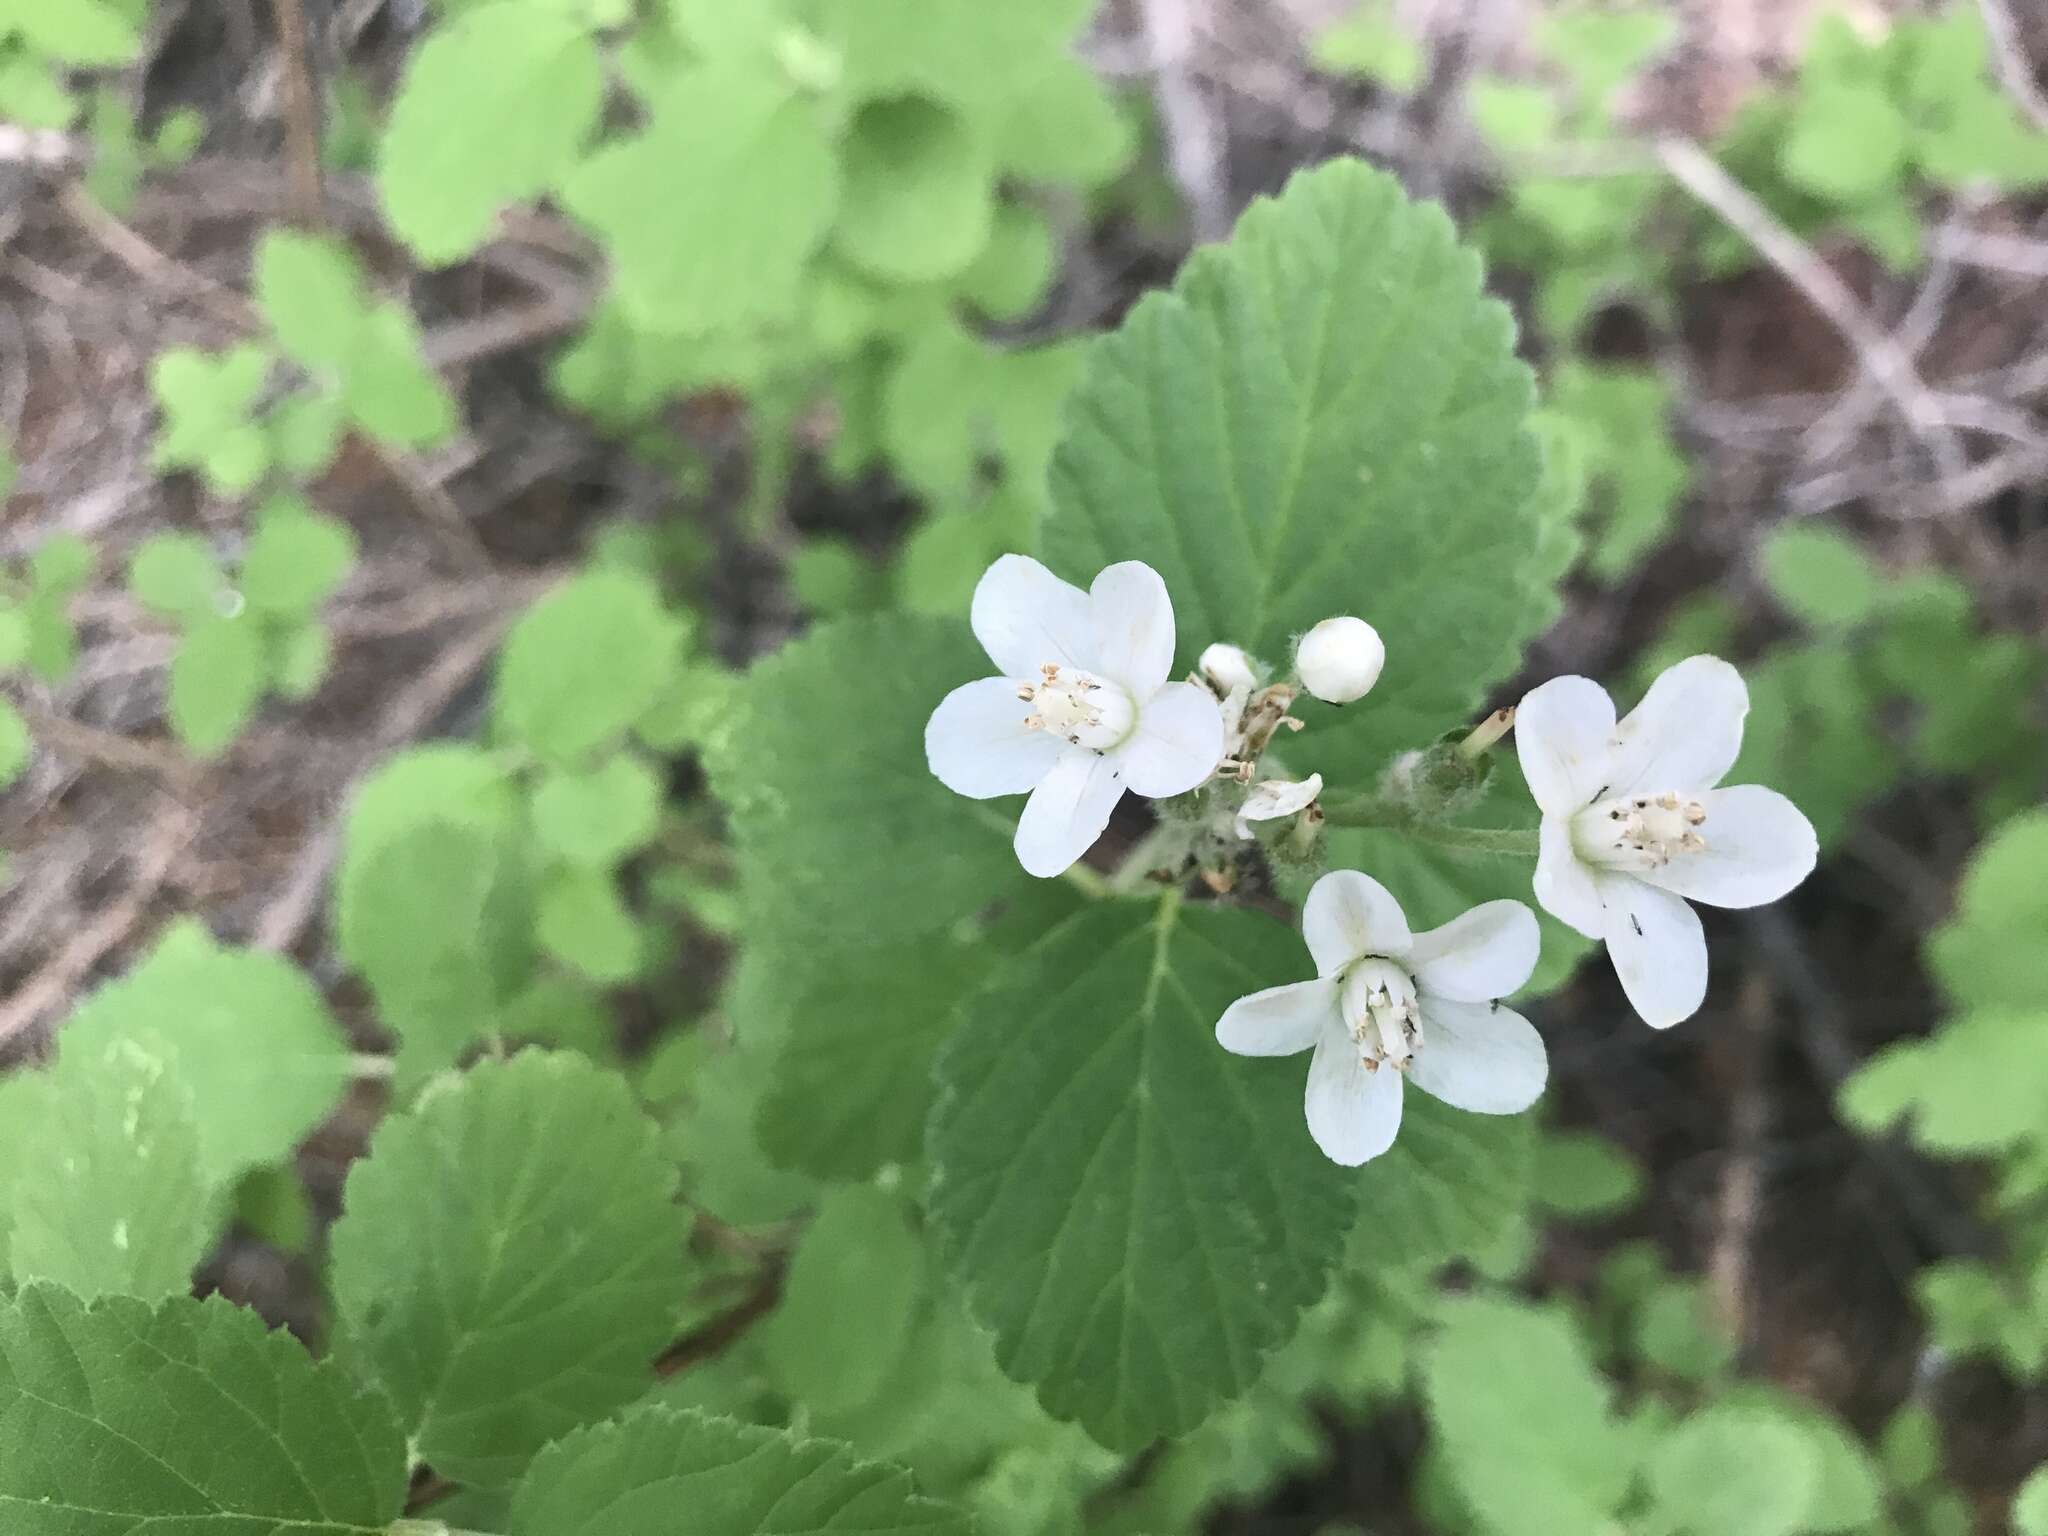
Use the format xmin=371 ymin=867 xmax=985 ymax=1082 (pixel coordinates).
xmin=0 ymin=699 xmax=28 ymax=791
xmin=957 ymin=200 xmax=1055 ymax=320
xmin=1646 ymin=1405 xmax=1820 ymax=1536
xmin=706 ymin=614 xmax=1021 ymax=950
xmin=1782 ymin=83 xmax=1911 ymax=201
xmin=1 ymin=1031 xmax=211 ymax=1299
xmin=1313 ymin=4 xmax=1425 ymax=91
xmin=254 ymin=231 xmax=364 ymax=372
xmin=1422 ymin=1296 xmax=1637 ymax=1536
xmin=2016 ymin=1465 xmax=2048 ymax=1536
xmin=1533 ymin=1128 xmax=1643 ymax=1218
xmin=241 ymin=495 xmax=357 ymax=616
xmin=835 ymin=95 xmax=995 ymax=284
xmin=128 ymin=531 xmax=224 ymax=621
xmin=563 ymin=64 xmax=838 ymax=332
xmin=763 ymin=1187 xmax=925 ymax=1413
xmin=1838 ymin=1009 xmax=2048 ymax=1155
xmin=1760 ymin=523 xmax=1884 ymax=627
xmin=496 ymin=570 xmax=686 ymax=762
xmin=9 ymin=0 xmax=140 ymax=65
xmin=536 ymin=864 xmax=644 ymax=983
xmin=331 ymin=1051 xmax=689 ymax=1486
xmin=531 ymin=753 xmax=665 ymax=868
xmin=150 ymin=344 xmax=273 ymax=497
xmin=1928 ymin=810 xmax=2048 ymax=1010
xmin=1717 ymin=1387 xmax=1882 ymax=1535
xmin=272 ymin=621 xmax=333 ymax=700
xmin=1470 ymin=79 xmax=1561 ymax=151
xmin=340 ymin=304 xmax=458 ymax=448
xmin=0 ymin=1286 xmax=406 ymax=1534
xmin=928 ymin=899 xmax=1358 ymax=1449
xmin=60 ymin=921 xmax=352 ymax=1185
xmin=169 ymin=612 xmax=267 ymax=756
xmin=509 ymin=1405 xmax=972 ymax=1536
xmin=1346 ymin=1094 xmax=1533 ymax=1278
xmin=1041 ymin=159 xmax=1543 ymax=782
xmin=1634 ymin=1278 xmax=1736 ymax=1381
xmin=380 ymin=1 xmax=603 ymax=264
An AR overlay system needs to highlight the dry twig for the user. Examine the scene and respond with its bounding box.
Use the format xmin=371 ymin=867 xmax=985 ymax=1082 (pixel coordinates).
xmin=1976 ymin=0 xmax=2048 ymax=136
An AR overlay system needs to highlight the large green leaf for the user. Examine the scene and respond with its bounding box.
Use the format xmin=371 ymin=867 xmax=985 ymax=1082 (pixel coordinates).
xmin=927 ymin=898 xmax=1358 ymax=1449
xmin=0 ymin=1287 xmax=406 ymax=1535
xmin=510 ymin=1405 xmax=972 ymax=1535
xmin=495 ymin=570 xmax=687 ymax=763
xmin=1646 ymin=1404 xmax=1820 ymax=1536
xmin=1042 ymin=158 xmax=1544 ymax=780
xmin=330 ymin=1051 xmax=689 ymax=1485
xmin=1928 ymin=809 xmax=2048 ymax=1010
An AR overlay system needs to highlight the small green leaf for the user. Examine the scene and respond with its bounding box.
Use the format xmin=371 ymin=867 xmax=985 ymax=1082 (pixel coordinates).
xmin=0 ymin=699 xmax=28 ymax=790
xmin=254 ymin=231 xmax=364 ymax=372
xmin=331 ymin=1051 xmax=689 ymax=1486
xmin=1782 ymin=83 xmax=1910 ymax=201
xmin=2014 ymin=1465 xmax=2048 ymax=1536
xmin=835 ymin=95 xmax=995 ymax=284
xmin=1928 ymin=810 xmax=2048 ymax=1010
xmin=128 ymin=531 xmax=225 ymax=620
xmin=763 ymin=1187 xmax=924 ymax=1413
xmin=380 ymin=1 xmax=604 ymax=264
xmin=509 ymin=1406 xmax=972 ymax=1536
xmin=271 ymin=621 xmax=333 ymax=700
xmin=1634 ymin=1278 xmax=1736 ymax=1381
xmin=536 ymin=865 xmax=643 ymax=983
xmin=10 ymin=0 xmax=140 ymax=65
xmin=151 ymin=344 xmax=274 ymax=497
xmin=269 ymin=389 xmax=347 ymax=475
xmin=341 ymin=304 xmax=458 ymax=447
xmin=169 ymin=612 xmax=267 ymax=756
xmin=531 ymin=753 xmax=665 ymax=868
xmin=957 ymin=200 xmax=1055 ymax=320
xmin=1760 ymin=523 xmax=1884 ymax=627
xmin=496 ymin=570 xmax=686 ymax=762
xmin=1313 ymin=4 xmax=1425 ymax=91
xmin=1839 ymin=1009 xmax=2048 ymax=1155
xmin=1533 ymin=1129 xmax=1643 ymax=1218
xmin=1646 ymin=1405 xmax=1820 ymax=1536
xmin=0 ymin=605 xmax=26 ymax=671
xmin=0 ymin=1288 xmax=406 ymax=1532
xmin=928 ymin=899 xmax=1358 ymax=1449
xmin=241 ymin=495 xmax=357 ymax=616
xmin=1470 ymin=79 xmax=1561 ymax=151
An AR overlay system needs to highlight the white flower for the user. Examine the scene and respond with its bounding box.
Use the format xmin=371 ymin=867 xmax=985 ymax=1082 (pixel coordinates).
xmin=925 ymin=555 xmax=1227 ymax=879
xmin=1295 ymin=616 xmax=1385 ymax=704
xmin=1515 ymin=654 xmax=1818 ymax=1029
xmin=1215 ymin=871 xmax=1547 ymax=1166
xmin=1235 ymin=774 xmax=1322 ymax=839
xmin=1198 ymin=642 xmax=1260 ymax=696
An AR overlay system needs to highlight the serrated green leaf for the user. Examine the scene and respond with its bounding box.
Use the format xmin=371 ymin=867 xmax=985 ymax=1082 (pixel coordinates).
xmin=150 ymin=344 xmax=273 ymax=497
xmin=255 ymin=231 xmax=364 ymax=372
xmin=128 ymin=531 xmax=225 ymax=621
xmin=332 ymin=1051 xmax=689 ymax=1486
xmin=1838 ymin=1009 xmax=2048 ymax=1154
xmin=531 ymin=753 xmax=665 ymax=868
xmin=1346 ymin=1094 xmax=1534 ymax=1278
xmin=763 ymin=1186 xmax=924 ymax=1413
xmin=497 ymin=570 xmax=686 ymax=762
xmin=820 ymin=0 xmax=1091 ymax=110
xmin=168 ymin=612 xmax=267 ymax=756
xmin=835 ymin=95 xmax=994 ymax=284
xmin=241 ymin=495 xmax=357 ymax=616
xmin=1423 ymin=1296 xmax=1636 ymax=1536
xmin=1042 ymin=159 xmax=1543 ymax=782
xmin=509 ymin=1405 xmax=972 ymax=1536
xmin=928 ymin=899 xmax=1358 ymax=1449
xmin=0 ymin=1286 xmax=406 ymax=1534
xmin=708 ymin=614 xmax=1021 ymax=949
xmin=380 ymin=1 xmax=603 ymax=264
xmin=1647 ymin=1405 xmax=1819 ymax=1536
xmin=563 ymin=64 xmax=838 ymax=332
xmin=342 ymin=304 xmax=457 ymax=447
xmin=1928 ymin=810 xmax=2048 ymax=1009
xmin=1760 ymin=523 xmax=1884 ymax=627
xmin=1 ymin=1032 xmax=211 ymax=1299
xmin=1783 ymin=83 xmax=1911 ymax=201
xmin=60 ymin=922 xmax=352 ymax=1185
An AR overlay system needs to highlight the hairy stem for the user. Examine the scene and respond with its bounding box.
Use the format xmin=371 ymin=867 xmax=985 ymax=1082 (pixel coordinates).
xmin=1320 ymin=798 xmax=1540 ymax=858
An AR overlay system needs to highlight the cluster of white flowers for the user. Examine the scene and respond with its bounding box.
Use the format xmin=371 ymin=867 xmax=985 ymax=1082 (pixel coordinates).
xmin=926 ymin=557 xmax=1817 ymax=1166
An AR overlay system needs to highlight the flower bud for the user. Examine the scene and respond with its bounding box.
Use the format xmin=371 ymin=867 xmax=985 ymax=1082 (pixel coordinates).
xmin=1198 ymin=642 xmax=1260 ymax=696
xmin=1294 ymin=617 xmax=1384 ymax=705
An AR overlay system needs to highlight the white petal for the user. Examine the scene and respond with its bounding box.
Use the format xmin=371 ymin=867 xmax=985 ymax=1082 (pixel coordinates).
xmin=925 ymin=677 xmax=1065 ymax=798
xmin=1410 ymin=997 xmax=1548 ymax=1114
xmin=1638 ymin=785 xmax=1818 ymax=909
xmin=970 ymin=554 xmax=1094 ymax=679
xmin=1305 ymin=1028 xmax=1405 ymax=1166
xmin=1302 ymin=869 xmax=1411 ymax=976
xmin=1216 ymin=977 xmax=1337 ymax=1057
xmin=1408 ymin=900 xmax=1541 ymax=1003
xmin=1534 ymin=815 xmax=1606 ymax=939
xmin=1598 ymin=872 xmax=1708 ymax=1029
xmin=1608 ymin=654 xmax=1748 ymax=796
xmin=1088 ymin=561 xmax=1176 ymax=699
xmin=1515 ymin=674 xmax=1618 ymax=816
xmin=1012 ymin=746 xmax=1126 ymax=878
xmin=1235 ymin=774 xmax=1323 ymax=839
xmin=1112 ymin=681 xmax=1224 ymax=797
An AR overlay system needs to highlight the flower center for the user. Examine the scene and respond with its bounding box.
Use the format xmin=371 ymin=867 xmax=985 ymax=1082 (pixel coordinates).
xmin=1016 ymin=664 xmax=1136 ymax=751
xmin=1339 ymin=958 xmax=1421 ymax=1073
xmin=1574 ymin=789 xmax=1709 ymax=872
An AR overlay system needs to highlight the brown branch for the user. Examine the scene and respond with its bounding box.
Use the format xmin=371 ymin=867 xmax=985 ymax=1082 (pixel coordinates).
xmin=268 ymin=0 xmax=326 ymax=226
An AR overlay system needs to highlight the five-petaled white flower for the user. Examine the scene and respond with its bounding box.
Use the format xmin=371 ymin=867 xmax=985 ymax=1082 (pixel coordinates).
xmin=926 ymin=555 xmax=1227 ymax=878
xmin=1215 ymin=871 xmax=1547 ymax=1166
xmin=1515 ymin=654 xmax=1817 ymax=1029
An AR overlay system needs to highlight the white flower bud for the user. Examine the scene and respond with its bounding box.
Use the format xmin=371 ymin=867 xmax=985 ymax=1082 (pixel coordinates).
xmin=1198 ymin=642 xmax=1259 ymax=696
xmin=1294 ymin=617 xmax=1384 ymax=705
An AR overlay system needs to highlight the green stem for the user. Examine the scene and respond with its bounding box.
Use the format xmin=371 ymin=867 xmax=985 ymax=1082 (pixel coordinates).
xmin=1320 ymin=797 xmax=1540 ymax=858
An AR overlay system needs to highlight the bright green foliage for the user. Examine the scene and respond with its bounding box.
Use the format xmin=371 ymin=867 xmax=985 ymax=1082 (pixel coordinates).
xmin=242 ymin=494 xmax=359 ymax=615
xmin=1423 ymin=1296 xmax=1637 ymax=1536
xmin=496 ymin=570 xmax=688 ymax=763
xmin=0 ymin=699 xmax=26 ymax=789
xmin=1915 ymin=1258 xmax=2048 ymax=1377
xmin=1784 ymin=81 xmax=1912 ymax=201
xmin=0 ymin=1032 xmax=210 ymax=1299
xmin=1533 ymin=1129 xmax=1644 ymax=1218
xmin=0 ymin=1286 xmax=407 ymax=1534
xmin=835 ymin=97 xmax=994 ymax=284
xmin=169 ymin=613 xmax=267 ymax=756
xmin=1840 ymin=1008 xmax=2048 ymax=1154
xmin=1045 ymin=160 xmax=1544 ymax=780
xmin=564 ymin=66 xmax=839 ymax=333
xmin=1312 ymin=0 xmax=1425 ymax=91
xmin=150 ymin=344 xmax=273 ymax=495
xmin=1716 ymin=1389 xmax=1884 ymax=1535
xmin=763 ymin=1186 xmax=924 ymax=1412
xmin=129 ymin=531 xmax=224 ymax=621
xmin=1 ymin=0 xmax=140 ymax=64
xmin=2017 ymin=1465 xmax=2048 ymax=1536
xmin=509 ymin=1406 xmax=973 ymax=1536
xmin=1760 ymin=523 xmax=1885 ymax=628
xmin=1543 ymin=363 xmax=1688 ymax=581
xmin=60 ymin=920 xmax=351 ymax=1186
xmin=331 ymin=1051 xmax=690 ymax=1486
xmin=1634 ymin=1277 xmax=1736 ymax=1382
xmin=1346 ymin=1096 xmax=1534 ymax=1281
xmin=380 ymin=0 xmax=604 ymax=263
xmin=532 ymin=753 xmax=666 ymax=867
xmin=928 ymin=899 xmax=1359 ymax=1449
xmin=958 ymin=201 xmax=1056 ymax=321
xmin=1927 ymin=809 xmax=2048 ymax=1010
xmin=536 ymin=863 xmax=645 ymax=981
xmin=1646 ymin=1405 xmax=1820 ymax=1536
